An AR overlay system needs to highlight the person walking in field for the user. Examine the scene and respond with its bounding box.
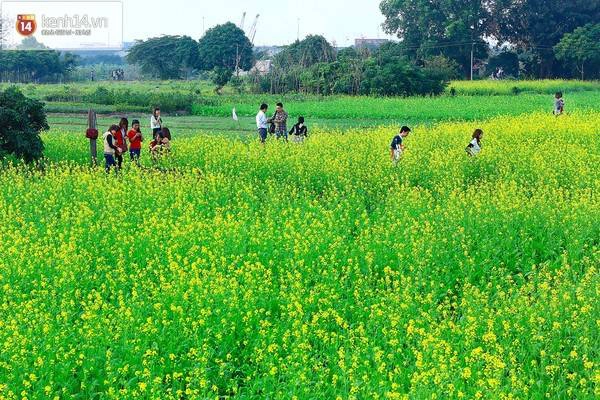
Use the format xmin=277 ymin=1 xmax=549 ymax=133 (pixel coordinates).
xmin=115 ymin=118 xmax=129 ymax=169
xmin=289 ymin=116 xmax=308 ymax=143
xmin=553 ymin=92 xmax=564 ymax=116
xmin=273 ymin=102 xmax=289 ymax=141
xmin=151 ymin=107 xmax=163 ymax=139
xmin=103 ymin=125 xmax=121 ymax=173
xmin=127 ymin=119 xmax=143 ymax=163
xmin=390 ymin=126 xmax=411 ymax=165
xmin=256 ymin=103 xmax=269 ymax=144
xmin=465 ymin=129 xmax=484 ymax=156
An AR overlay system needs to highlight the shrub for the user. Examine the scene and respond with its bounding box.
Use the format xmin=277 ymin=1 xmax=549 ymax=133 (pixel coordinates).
xmin=0 ymin=86 xmax=48 ymax=162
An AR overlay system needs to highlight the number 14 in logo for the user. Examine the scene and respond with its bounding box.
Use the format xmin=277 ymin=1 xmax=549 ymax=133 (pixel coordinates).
xmin=16 ymin=15 xmax=37 ymax=36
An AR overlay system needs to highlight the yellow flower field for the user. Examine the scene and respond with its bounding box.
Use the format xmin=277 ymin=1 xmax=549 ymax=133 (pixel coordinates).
xmin=0 ymin=111 xmax=598 ymax=399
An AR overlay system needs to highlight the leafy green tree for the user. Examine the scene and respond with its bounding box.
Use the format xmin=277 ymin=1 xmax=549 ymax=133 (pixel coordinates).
xmin=197 ymin=22 xmax=253 ymax=72
xmin=554 ymin=24 xmax=600 ymax=80
xmin=0 ymin=87 xmax=48 ymax=162
xmin=127 ymin=35 xmax=200 ymax=79
xmin=0 ymin=50 xmax=77 ymax=82
xmin=210 ymin=67 xmax=233 ymax=93
xmin=491 ymin=0 xmax=600 ymax=77
xmin=380 ymin=0 xmax=491 ymax=77
xmin=487 ymin=50 xmax=520 ymax=78
xmin=274 ymin=35 xmax=336 ymax=70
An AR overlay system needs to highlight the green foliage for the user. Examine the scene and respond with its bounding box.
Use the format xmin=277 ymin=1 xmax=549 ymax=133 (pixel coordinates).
xmin=555 ymin=24 xmax=600 ymax=80
xmin=0 ymin=50 xmax=79 ymax=83
xmin=380 ymin=0 xmax=491 ymax=76
xmin=126 ymin=35 xmax=200 ymax=79
xmin=1 ymin=111 xmax=599 ymax=398
xmin=198 ymin=22 xmax=254 ymax=73
xmin=274 ymin=35 xmax=336 ymax=69
xmin=257 ymin=39 xmax=452 ymax=96
xmin=486 ymin=51 xmax=519 ymax=78
xmin=491 ymin=0 xmax=600 ymax=77
xmin=0 ymin=86 xmax=47 ymax=162
xmin=210 ymin=67 xmax=234 ymax=93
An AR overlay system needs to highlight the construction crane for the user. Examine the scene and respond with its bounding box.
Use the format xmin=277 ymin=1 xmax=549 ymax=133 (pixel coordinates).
xmin=247 ymin=14 xmax=260 ymax=44
xmin=239 ymin=12 xmax=246 ymax=30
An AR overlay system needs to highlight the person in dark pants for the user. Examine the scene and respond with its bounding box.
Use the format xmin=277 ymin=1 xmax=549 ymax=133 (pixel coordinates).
xmin=114 ymin=118 xmax=128 ymax=169
xmin=273 ymin=102 xmax=288 ymax=141
xmin=256 ymin=103 xmax=269 ymax=144
xmin=127 ymin=119 xmax=143 ymax=163
xmin=103 ymin=125 xmax=120 ymax=173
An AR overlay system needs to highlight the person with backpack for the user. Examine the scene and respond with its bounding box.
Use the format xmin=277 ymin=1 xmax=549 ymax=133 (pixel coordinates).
xmin=289 ymin=116 xmax=308 ymax=143
xmin=127 ymin=119 xmax=143 ymax=163
xmin=103 ymin=125 xmax=121 ymax=173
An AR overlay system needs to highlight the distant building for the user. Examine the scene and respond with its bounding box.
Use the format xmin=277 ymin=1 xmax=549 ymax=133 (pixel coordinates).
xmin=245 ymin=59 xmax=272 ymax=76
xmin=354 ymin=38 xmax=388 ymax=50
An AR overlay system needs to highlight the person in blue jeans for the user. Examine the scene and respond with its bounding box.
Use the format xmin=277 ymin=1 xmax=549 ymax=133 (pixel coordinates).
xmin=103 ymin=125 xmax=120 ymax=173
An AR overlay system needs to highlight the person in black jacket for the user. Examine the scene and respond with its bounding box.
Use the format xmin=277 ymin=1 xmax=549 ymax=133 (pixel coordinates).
xmin=289 ymin=116 xmax=308 ymax=143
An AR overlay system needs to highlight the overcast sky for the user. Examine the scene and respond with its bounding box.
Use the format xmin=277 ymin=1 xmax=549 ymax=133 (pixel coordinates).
xmin=122 ymin=0 xmax=395 ymax=47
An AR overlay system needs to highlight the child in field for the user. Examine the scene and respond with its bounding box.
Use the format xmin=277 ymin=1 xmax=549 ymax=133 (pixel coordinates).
xmin=465 ymin=129 xmax=483 ymax=156
xmin=390 ymin=126 xmax=411 ymax=164
xmin=289 ymin=116 xmax=308 ymax=143
xmin=127 ymin=119 xmax=143 ymax=163
xmin=103 ymin=125 xmax=121 ymax=173
xmin=553 ymin=92 xmax=564 ymax=116
xmin=149 ymin=130 xmax=171 ymax=161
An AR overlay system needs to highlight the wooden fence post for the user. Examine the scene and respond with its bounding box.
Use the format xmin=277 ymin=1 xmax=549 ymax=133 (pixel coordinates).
xmin=87 ymin=109 xmax=98 ymax=167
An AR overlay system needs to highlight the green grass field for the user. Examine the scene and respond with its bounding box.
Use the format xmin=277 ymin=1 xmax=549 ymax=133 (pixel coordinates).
xmin=0 ymin=82 xmax=599 ymax=399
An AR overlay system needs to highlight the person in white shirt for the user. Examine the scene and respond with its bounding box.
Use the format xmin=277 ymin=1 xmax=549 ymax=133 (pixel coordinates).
xmin=103 ymin=125 xmax=121 ymax=173
xmin=150 ymin=107 xmax=162 ymax=139
xmin=553 ymin=92 xmax=564 ymax=116
xmin=256 ymin=103 xmax=269 ymax=144
xmin=465 ymin=128 xmax=483 ymax=156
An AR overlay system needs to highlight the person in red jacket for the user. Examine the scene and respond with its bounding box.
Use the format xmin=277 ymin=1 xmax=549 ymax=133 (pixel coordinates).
xmin=127 ymin=119 xmax=143 ymax=164
xmin=114 ymin=117 xmax=129 ymax=168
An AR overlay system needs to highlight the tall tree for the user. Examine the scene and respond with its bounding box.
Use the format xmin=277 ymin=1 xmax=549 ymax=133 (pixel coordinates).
xmin=274 ymin=35 xmax=336 ymax=69
xmin=380 ymin=0 xmax=491 ymax=77
xmin=197 ymin=22 xmax=254 ymax=72
xmin=127 ymin=35 xmax=200 ymax=79
xmin=554 ymin=24 xmax=600 ymax=80
xmin=491 ymin=0 xmax=600 ymax=77
xmin=0 ymin=87 xmax=48 ymax=162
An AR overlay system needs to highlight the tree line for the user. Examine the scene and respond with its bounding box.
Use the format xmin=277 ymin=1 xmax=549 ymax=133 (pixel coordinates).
xmin=1 ymin=1 xmax=599 ymax=88
xmin=379 ymin=0 xmax=600 ymax=79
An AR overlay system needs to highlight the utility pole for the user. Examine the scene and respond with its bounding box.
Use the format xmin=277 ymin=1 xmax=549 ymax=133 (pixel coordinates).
xmin=470 ymin=42 xmax=474 ymax=81
xmin=202 ymin=17 xmax=205 ymax=36
xmin=297 ymin=18 xmax=300 ymax=42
